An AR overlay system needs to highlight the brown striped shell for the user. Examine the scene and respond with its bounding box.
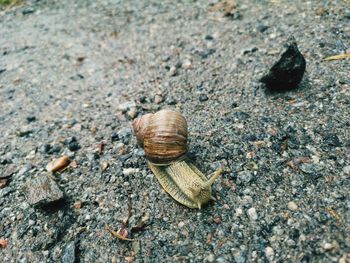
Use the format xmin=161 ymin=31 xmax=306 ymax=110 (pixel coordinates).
xmin=132 ymin=109 xmax=188 ymax=165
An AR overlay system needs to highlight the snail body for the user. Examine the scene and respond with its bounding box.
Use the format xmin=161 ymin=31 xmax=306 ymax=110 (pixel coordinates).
xmin=132 ymin=109 xmax=221 ymax=209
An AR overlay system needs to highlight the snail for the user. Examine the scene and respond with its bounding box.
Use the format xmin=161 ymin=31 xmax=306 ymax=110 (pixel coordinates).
xmin=132 ymin=109 xmax=222 ymax=209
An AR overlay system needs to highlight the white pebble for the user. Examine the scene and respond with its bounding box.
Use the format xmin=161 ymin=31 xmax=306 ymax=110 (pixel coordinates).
xmin=265 ymin=247 xmax=274 ymax=261
xmin=182 ymin=59 xmax=192 ymax=69
xmin=323 ymin=243 xmax=333 ymax=250
xmin=178 ymin=221 xmax=185 ymax=228
xmin=247 ymin=207 xmax=258 ymax=221
xmin=123 ymin=168 xmax=139 ymax=176
xmin=342 ymin=165 xmax=350 ymax=174
xmin=288 ymin=201 xmax=298 ymax=211
xmin=235 ymin=208 xmax=243 ymax=216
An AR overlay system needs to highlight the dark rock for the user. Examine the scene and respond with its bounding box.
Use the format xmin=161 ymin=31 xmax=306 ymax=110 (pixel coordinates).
xmin=166 ymin=96 xmax=177 ymax=105
xmin=68 ymin=141 xmax=80 ymax=151
xmin=198 ymin=48 xmax=216 ymax=59
xmin=139 ymin=95 xmax=147 ymax=103
xmin=61 ymin=242 xmax=76 ymax=263
xmin=199 ymin=94 xmax=209 ymax=102
xmin=51 ymin=144 xmax=62 ymax=154
xmin=345 ymin=10 xmax=350 ymax=19
xmin=260 ymin=36 xmax=306 ymax=91
xmin=26 ymin=116 xmax=36 ymax=123
xmin=22 ymin=7 xmax=35 ymax=15
xmin=323 ymin=133 xmax=342 ymax=147
xmin=40 ymin=143 xmax=52 ymax=154
xmin=17 ymin=128 xmax=33 ymax=137
xmin=67 ymin=137 xmax=80 ymax=151
xmin=234 ymin=111 xmax=250 ymax=120
xmin=111 ymin=132 xmax=119 ymax=142
xmin=25 ymin=175 xmax=64 ymax=207
xmin=242 ymin=47 xmax=258 ymax=55
xmin=257 ymin=25 xmax=269 ymax=33
xmin=0 ymin=68 xmax=6 ymax=74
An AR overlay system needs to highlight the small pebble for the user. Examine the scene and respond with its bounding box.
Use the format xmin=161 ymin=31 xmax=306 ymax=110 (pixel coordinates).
xmin=182 ymin=59 xmax=192 ymax=69
xmin=178 ymin=221 xmax=185 ymax=228
xmin=26 ymin=116 xmax=36 ymax=123
xmin=235 ymin=208 xmax=243 ymax=216
xmin=67 ymin=137 xmax=80 ymax=151
xmin=166 ymin=96 xmax=177 ymax=105
xmin=213 ymin=216 xmax=221 ymax=224
xmin=247 ymin=207 xmax=258 ymax=221
xmin=199 ymin=94 xmax=208 ymax=102
xmin=287 ymin=201 xmax=298 ymax=211
xmin=205 ymin=253 xmax=215 ymax=263
xmin=123 ymin=168 xmax=139 ymax=176
xmin=342 ymin=166 xmax=350 ymax=174
xmin=265 ymin=247 xmax=274 ymax=261
xmin=169 ymin=66 xmax=177 ymax=76
xmin=127 ymin=108 xmax=138 ymax=118
xmin=154 ymin=94 xmax=164 ymax=104
xmin=222 ymin=204 xmax=230 ymax=210
xmin=323 ymin=243 xmax=333 ymax=250
xmin=22 ymin=7 xmax=35 ymax=15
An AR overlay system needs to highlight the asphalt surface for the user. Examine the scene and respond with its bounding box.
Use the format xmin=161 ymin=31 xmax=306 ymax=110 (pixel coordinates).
xmin=0 ymin=0 xmax=349 ymax=262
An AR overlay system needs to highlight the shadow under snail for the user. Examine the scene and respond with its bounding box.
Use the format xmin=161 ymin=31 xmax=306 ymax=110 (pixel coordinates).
xmin=132 ymin=109 xmax=222 ymax=209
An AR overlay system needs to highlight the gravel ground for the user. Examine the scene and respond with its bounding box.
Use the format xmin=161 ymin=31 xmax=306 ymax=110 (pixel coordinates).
xmin=1 ymin=0 xmax=350 ymax=262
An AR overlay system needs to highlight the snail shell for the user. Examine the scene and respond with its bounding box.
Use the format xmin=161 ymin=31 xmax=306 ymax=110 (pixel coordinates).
xmin=132 ymin=109 xmax=188 ymax=165
xmin=132 ymin=109 xmax=222 ymax=209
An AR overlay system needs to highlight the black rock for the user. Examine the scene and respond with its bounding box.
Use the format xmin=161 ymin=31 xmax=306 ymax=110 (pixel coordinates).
xmin=323 ymin=133 xmax=342 ymax=147
xmin=166 ymin=96 xmax=177 ymax=105
xmin=199 ymin=94 xmax=209 ymax=102
xmin=111 ymin=132 xmax=119 ymax=142
xmin=26 ymin=115 xmax=36 ymax=123
xmin=260 ymin=36 xmax=306 ymax=91
xmin=198 ymin=48 xmax=216 ymax=59
xmin=257 ymin=25 xmax=269 ymax=33
xmin=22 ymin=7 xmax=35 ymax=15
xmin=67 ymin=137 xmax=80 ymax=151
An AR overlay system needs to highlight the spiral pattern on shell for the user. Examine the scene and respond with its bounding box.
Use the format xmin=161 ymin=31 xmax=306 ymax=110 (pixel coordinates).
xmin=132 ymin=109 xmax=188 ymax=165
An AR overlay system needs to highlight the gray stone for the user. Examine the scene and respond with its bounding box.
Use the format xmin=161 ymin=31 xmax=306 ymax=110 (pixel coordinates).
xmin=26 ymin=175 xmax=64 ymax=207
xmin=61 ymin=242 xmax=76 ymax=263
xmin=300 ymin=163 xmax=323 ymax=174
xmin=237 ymin=171 xmax=253 ymax=184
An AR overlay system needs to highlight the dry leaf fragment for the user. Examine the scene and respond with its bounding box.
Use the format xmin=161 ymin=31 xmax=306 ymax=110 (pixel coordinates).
xmin=0 ymin=179 xmax=8 ymax=189
xmin=96 ymin=141 xmax=107 ymax=154
xmin=106 ymin=225 xmax=134 ymax=241
xmin=209 ymin=0 xmax=237 ymax=16
xmin=46 ymin=156 xmax=70 ymax=172
xmin=0 ymin=239 xmax=7 ymax=249
xmin=324 ymin=53 xmax=350 ymax=61
xmin=326 ymin=208 xmax=343 ymax=223
xmin=254 ymin=140 xmax=266 ymax=147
